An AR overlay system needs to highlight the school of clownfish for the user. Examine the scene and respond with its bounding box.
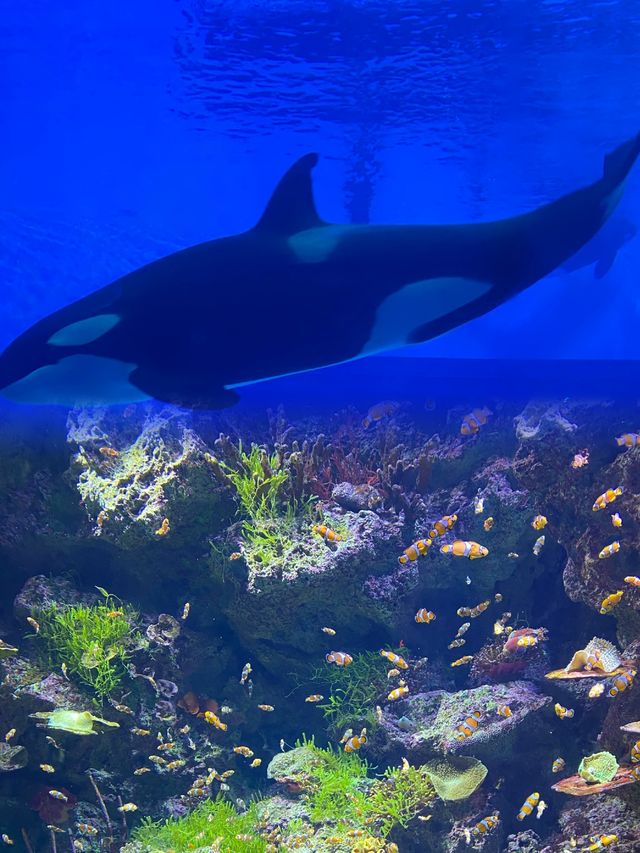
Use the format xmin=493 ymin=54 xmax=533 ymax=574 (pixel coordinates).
xmin=3 ymin=422 xmax=639 ymax=850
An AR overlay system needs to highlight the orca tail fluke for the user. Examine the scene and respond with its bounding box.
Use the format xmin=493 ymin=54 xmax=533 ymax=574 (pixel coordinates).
xmin=604 ymin=132 xmax=640 ymax=185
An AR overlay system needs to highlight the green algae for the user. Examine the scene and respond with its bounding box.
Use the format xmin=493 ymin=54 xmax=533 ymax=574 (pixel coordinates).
xmin=35 ymin=589 xmax=142 ymax=701
xmin=578 ymin=751 xmax=619 ymax=784
xmin=366 ymin=763 xmax=436 ymax=837
xmin=132 ymin=797 xmax=266 ymax=853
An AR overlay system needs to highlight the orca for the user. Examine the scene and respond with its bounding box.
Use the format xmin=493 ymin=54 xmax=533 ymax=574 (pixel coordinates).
xmin=1 ymin=133 xmax=639 ymax=409
xmin=560 ymin=214 xmax=637 ymax=279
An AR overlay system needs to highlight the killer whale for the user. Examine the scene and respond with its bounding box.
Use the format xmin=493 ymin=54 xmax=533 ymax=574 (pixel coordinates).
xmin=1 ymin=132 xmax=639 ymax=409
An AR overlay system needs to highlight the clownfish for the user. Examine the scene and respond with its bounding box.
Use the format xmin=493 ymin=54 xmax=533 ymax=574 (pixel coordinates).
xmin=387 ymin=686 xmax=409 ymax=701
xmin=312 ymin=524 xmax=342 ymax=543
xmin=517 ymin=635 xmax=538 ymax=648
xmin=380 ymin=650 xmax=408 ymax=669
xmin=624 ymin=576 xmax=640 ymax=587
xmin=472 ymin=814 xmax=499 ymax=836
xmin=496 ymin=704 xmax=512 ymax=718
xmin=600 ymin=590 xmax=624 ymax=614
xmin=440 ymin=540 xmax=489 ymax=560
xmin=326 ymin=651 xmax=353 ymax=667
xmin=588 ymin=836 xmax=618 ymax=852
xmin=428 ymin=514 xmax=458 ymax=540
xmin=630 ymin=740 xmax=640 ymax=763
xmin=608 ymin=668 xmax=636 ymax=698
xmin=615 ymin=433 xmax=640 ymax=448
xmin=363 ymin=400 xmax=399 ymax=428
xmin=554 ymin=702 xmax=574 ymax=719
xmin=483 ymin=517 xmax=494 ymax=531
xmin=415 ymin=608 xmax=436 ymax=624
xmin=599 ymin=542 xmax=620 ymax=560
xmin=460 ymin=407 xmax=492 ymax=436
xmin=516 ymin=792 xmax=540 ymax=821
xmin=343 ymin=733 xmax=367 ymax=752
xmin=455 ymin=710 xmax=482 ymax=740
xmin=398 ymin=538 xmax=431 ymax=564
xmin=533 ymin=535 xmax=545 ymax=556
xmin=532 ymin=515 xmax=548 ymax=530
xmin=552 ymin=757 xmax=565 ymax=773
xmin=611 ymin=513 xmax=622 ymax=528
xmin=593 ymin=487 xmax=623 ymax=512
xmin=451 ymin=655 xmax=474 ymax=667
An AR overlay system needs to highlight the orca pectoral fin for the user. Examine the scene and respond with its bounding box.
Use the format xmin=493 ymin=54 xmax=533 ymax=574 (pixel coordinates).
xmin=129 ymin=367 xmax=240 ymax=410
xmin=594 ymin=252 xmax=617 ymax=279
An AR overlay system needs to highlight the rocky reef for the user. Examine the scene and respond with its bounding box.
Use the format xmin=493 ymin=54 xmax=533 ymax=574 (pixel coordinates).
xmin=0 ymin=396 xmax=638 ymax=851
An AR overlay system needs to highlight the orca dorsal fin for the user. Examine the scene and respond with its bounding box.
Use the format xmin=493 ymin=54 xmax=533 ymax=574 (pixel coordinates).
xmin=255 ymin=153 xmax=324 ymax=233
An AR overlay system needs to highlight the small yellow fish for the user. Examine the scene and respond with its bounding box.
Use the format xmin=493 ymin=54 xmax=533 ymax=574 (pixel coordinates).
xmin=460 ymin=406 xmax=492 ymax=436
xmin=148 ymin=755 xmax=167 ymax=765
xmin=155 ymin=517 xmax=170 ymax=536
xmin=624 ymin=576 xmax=640 ymax=587
xmin=99 ymin=446 xmax=119 ymax=458
xmin=233 ymin=746 xmax=254 ymax=757
xmin=588 ymin=836 xmax=618 ymax=852
xmin=380 ymin=649 xmax=408 ymax=669
xmin=451 ymin=655 xmax=474 ymax=667
xmin=415 ymin=608 xmax=436 ymax=624
xmin=532 ymin=515 xmax=548 ymax=530
xmin=599 ymin=542 xmax=620 ymax=560
xmin=4 ymin=729 xmax=16 ymax=743
xmin=48 ymin=790 xmax=68 ymax=802
xmin=134 ymin=767 xmax=151 ymax=775
xmin=483 ymin=517 xmax=494 ymax=531
xmin=611 ymin=513 xmax=622 ymax=528
xmin=588 ymin=683 xmax=605 ymax=699
xmin=600 ymin=590 xmax=624 ymax=614
xmin=305 ymin=694 xmax=323 ymax=703
xmin=496 ymin=704 xmax=512 ymax=718
xmin=220 ymin=769 xmax=234 ymax=779
xmin=106 ymin=610 xmax=124 ymax=619
xmin=312 ymin=523 xmax=342 ymax=543
xmin=26 ymin=616 xmax=40 ymax=633
xmin=440 ymin=540 xmax=488 ymax=559
xmin=229 ymin=551 xmax=242 ymax=560
xmin=387 ymin=667 xmax=401 ymax=678
xmin=40 ymin=764 xmax=55 ymax=773
xmin=204 ymin=710 xmax=227 ymax=731
xmin=533 ymin=535 xmax=545 ymax=556
xmin=250 ymin=758 xmax=262 ymax=768
xmin=257 ymin=704 xmax=274 ymax=712
xmin=552 ymin=757 xmax=565 ymax=773
xmin=111 ymin=702 xmax=134 ymax=715
xmin=343 ymin=734 xmax=367 ymax=752
xmin=554 ymin=702 xmax=574 ymax=719
xmin=517 ymin=635 xmax=538 ymax=648
xmin=131 ymin=727 xmax=151 ymax=736
xmin=156 ymin=741 xmax=175 ymax=752
xmin=593 ymin=487 xmax=623 ymax=512
xmin=118 ymin=803 xmax=138 ymax=813
xmin=321 ymin=626 xmax=336 ymax=635
xmin=181 ymin=602 xmax=190 ymax=621
xmin=326 ymin=651 xmax=353 ymax=666
xmin=455 ymin=710 xmax=482 ymax=740
xmin=517 ymin=792 xmax=540 ymax=820
xmin=615 ymin=432 xmax=640 ymax=447
xmin=166 ymin=759 xmax=186 ymax=770
xmin=387 ymin=686 xmax=409 ymax=701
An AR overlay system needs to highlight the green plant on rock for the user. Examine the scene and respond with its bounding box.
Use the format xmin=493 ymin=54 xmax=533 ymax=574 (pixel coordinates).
xmin=35 ymin=588 xmax=141 ymax=701
xmin=312 ymin=650 xmax=402 ymax=732
xmin=132 ymin=797 xmax=266 ymax=852
xmin=301 ymin=737 xmax=371 ymax=826
xmin=367 ymin=763 xmax=436 ymax=837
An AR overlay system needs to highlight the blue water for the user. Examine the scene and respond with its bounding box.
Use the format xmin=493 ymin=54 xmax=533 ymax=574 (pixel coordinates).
xmin=3 ymin=0 xmax=640 ymax=372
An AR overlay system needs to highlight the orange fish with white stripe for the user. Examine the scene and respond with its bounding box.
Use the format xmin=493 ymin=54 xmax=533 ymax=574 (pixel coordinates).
xmin=312 ymin=524 xmax=342 ymax=543
xmin=455 ymin=710 xmax=482 ymax=740
xmin=387 ymin=685 xmax=409 ymax=701
xmin=428 ymin=514 xmax=458 ymax=540
xmin=380 ymin=650 xmax=408 ymax=669
xmin=440 ymin=540 xmax=488 ymax=560
xmin=398 ymin=539 xmax=431 ymax=564
xmin=593 ymin=487 xmax=623 ymax=511
xmin=599 ymin=541 xmax=620 ymax=559
xmin=326 ymin=651 xmax=352 ymax=666
xmin=415 ymin=608 xmax=435 ymax=624
xmin=460 ymin=407 xmax=492 ymax=436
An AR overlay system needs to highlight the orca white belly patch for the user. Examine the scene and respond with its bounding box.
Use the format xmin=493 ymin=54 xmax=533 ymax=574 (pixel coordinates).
xmin=47 ymin=314 xmax=121 ymax=346
xmin=1 ymin=354 xmax=150 ymax=406
xmin=361 ymin=277 xmax=492 ymax=355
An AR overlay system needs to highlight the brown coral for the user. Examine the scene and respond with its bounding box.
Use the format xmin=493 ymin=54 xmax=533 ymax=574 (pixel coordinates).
xmin=552 ymin=765 xmax=637 ymax=796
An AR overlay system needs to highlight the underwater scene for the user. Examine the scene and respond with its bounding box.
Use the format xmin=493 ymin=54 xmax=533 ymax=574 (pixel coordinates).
xmin=2 ymin=1 xmax=640 ymax=852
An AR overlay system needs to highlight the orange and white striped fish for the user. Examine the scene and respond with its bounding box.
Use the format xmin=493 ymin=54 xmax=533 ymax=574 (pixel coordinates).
xmin=615 ymin=433 xmax=640 ymax=448
xmin=599 ymin=541 xmax=620 ymax=560
xmin=313 ymin=524 xmax=342 ymax=543
xmin=387 ymin=686 xmax=409 ymax=701
xmin=398 ymin=539 xmax=431 ymax=564
xmin=517 ymin=635 xmax=538 ymax=648
xmin=343 ymin=733 xmax=367 ymax=752
xmin=455 ymin=710 xmax=482 ymax=740
xmin=496 ymin=705 xmax=512 ymax=718
xmin=440 ymin=540 xmax=489 ymax=560
xmin=608 ymin=668 xmax=636 ymax=698
xmin=363 ymin=400 xmax=399 ymax=428
xmin=472 ymin=814 xmax=499 ymax=836
xmin=531 ymin=515 xmax=548 ymax=530
xmin=593 ymin=487 xmax=623 ymax=512
xmin=611 ymin=513 xmax=622 ymax=528
xmin=460 ymin=407 xmax=492 ymax=436
xmin=428 ymin=514 xmax=458 ymax=540
xmin=600 ymin=590 xmax=623 ymax=614
xmin=451 ymin=655 xmax=473 ymax=667
xmin=554 ymin=702 xmax=574 ymax=719
xmin=631 ymin=740 xmax=640 ymax=763
xmin=326 ymin=651 xmax=353 ymax=667
xmin=624 ymin=576 xmax=640 ymax=587
xmin=517 ymin=792 xmax=540 ymax=821
xmin=380 ymin=650 xmax=408 ymax=669
xmin=415 ymin=609 xmax=436 ymax=624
